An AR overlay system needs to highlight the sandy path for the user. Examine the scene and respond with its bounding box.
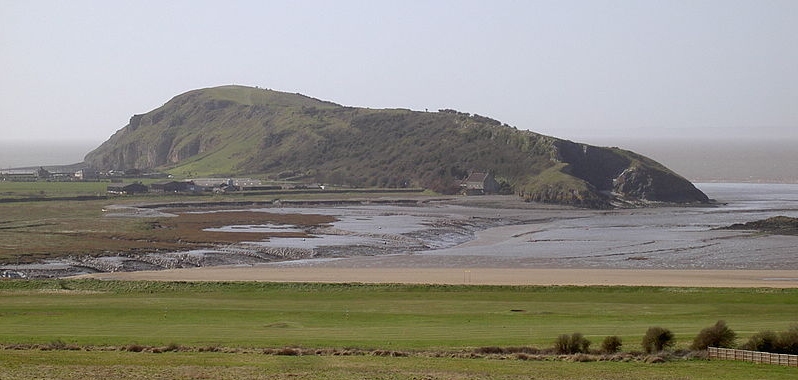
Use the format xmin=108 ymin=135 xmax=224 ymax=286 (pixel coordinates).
xmin=78 ymin=267 xmax=798 ymax=288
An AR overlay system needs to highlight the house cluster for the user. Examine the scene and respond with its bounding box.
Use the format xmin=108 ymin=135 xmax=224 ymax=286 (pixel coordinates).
xmin=106 ymin=178 xmax=281 ymax=195
xmin=104 ymin=173 xmax=503 ymax=196
xmin=0 ymin=167 xmax=169 ymax=182
xmin=0 ymin=167 xmax=93 ymax=182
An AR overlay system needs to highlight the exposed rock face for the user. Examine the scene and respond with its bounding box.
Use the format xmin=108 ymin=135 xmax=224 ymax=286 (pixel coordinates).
xmin=553 ymin=139 xmax=708 ymax=204
xmin=84 ymin=85 xmax=709 ymax=208
xmin=520 ymin=140 xmax=708 ymax=207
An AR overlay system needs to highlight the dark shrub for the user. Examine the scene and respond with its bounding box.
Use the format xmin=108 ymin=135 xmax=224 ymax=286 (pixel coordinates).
xmin=554 ymin=334 xmax=570 ymax=354
xmin=691 ymin=320 xmax=736 ymax=350
xmin=777 ymin=325 xmax=798 ymax=355
xmin=741 ymin=325 xmax=798 ymax=354
xmin=601 ymin=335 xmax=623 ymax=354
xmin=641 ymin=327 xmax=674 ymax=354
xmin=741 ymin=330 xmax=779 ymax=352
xmin=554 ymin=333 xmax=591 ymax=354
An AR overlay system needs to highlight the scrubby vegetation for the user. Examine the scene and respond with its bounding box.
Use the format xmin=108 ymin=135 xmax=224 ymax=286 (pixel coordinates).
xmin=691 ymin=320 xmax=736 ymax=350
xmin=641 ymin=326 xmax=675 ymax=354
xmin=554 ymin=333 xmax=591 ymax=354
xmin=601 ymin=335 xmax=623 ymax=354
xmin=740 ymin=325 xmax=798 ymax=354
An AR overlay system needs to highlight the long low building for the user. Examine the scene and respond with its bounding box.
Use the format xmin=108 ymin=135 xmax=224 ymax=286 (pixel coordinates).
xmin=191 ymin=178 xmax=262 ymax=187
xmin=107 ymin=182 xmax=148 ymax=195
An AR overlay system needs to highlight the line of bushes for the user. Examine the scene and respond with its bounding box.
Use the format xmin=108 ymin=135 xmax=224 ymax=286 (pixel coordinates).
xmin=552 ymin=328 xmax=673 ymax=355
xmin=551 ymin=321 xmax=798 ymax=356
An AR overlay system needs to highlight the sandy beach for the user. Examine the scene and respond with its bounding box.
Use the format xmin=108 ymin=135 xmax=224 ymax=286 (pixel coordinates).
xmin=80 ymin=266 xmax=798 ymax=287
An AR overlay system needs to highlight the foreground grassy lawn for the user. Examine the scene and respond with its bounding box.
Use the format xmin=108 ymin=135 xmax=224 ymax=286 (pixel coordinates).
xmin=1 ymin=281 xmax=796 ymax=379
xmin=1 ymin=350 xmax=794 ymax=380
xmin=0 ymin=280 xmax=796 ymax=350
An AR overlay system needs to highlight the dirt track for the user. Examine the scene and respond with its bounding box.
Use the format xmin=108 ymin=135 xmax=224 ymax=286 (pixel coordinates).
xmin=79 ymin=267 xmax=798 ymax=288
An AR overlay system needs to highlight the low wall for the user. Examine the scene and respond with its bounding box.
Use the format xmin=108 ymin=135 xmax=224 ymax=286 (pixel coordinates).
xmin=708 ymin=347 xmax=798 ymax=367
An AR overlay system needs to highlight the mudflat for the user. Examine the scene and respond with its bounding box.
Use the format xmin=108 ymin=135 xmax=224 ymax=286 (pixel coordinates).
xmin=75 ymin=185 xmax=798 ymax=286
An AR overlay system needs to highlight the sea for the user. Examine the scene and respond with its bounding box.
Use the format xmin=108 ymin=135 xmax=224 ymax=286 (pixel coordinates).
xmin=0 ymin=141 xmax=99 ymax=169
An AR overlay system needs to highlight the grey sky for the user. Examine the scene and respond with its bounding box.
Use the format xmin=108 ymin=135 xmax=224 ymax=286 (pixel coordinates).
xmin=1 ymin=0 xmax=796 ymax=146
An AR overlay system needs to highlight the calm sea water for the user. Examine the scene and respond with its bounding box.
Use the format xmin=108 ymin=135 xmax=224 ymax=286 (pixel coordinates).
xmin=697 ymin=182 xmax=798 ymax=211
xmin=0 ymin=141 xmax=98 ymax=168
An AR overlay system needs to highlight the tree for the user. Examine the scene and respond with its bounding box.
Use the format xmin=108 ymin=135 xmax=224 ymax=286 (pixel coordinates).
xmin=641 ymin=326 xmax=674 ymax=354
xmin=601 ymin=335 xmax=623 ymax=354
xmin=554 ymin=332 xmax=591 ymax=354
xmin=691 ymin=320 xmax=736 ymax=350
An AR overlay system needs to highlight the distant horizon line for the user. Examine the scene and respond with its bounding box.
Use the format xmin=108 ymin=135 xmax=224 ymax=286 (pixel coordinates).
xmin=3 ymin=135 xmax=798 ymax=145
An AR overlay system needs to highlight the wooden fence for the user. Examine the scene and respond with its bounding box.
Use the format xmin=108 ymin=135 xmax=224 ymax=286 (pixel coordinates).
xmin=708 ymin=347 xmax=798 ymax=367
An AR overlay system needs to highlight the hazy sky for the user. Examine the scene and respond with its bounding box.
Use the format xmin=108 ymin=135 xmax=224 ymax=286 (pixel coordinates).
xmin=1 ymin=0 xmax=796 ymax=146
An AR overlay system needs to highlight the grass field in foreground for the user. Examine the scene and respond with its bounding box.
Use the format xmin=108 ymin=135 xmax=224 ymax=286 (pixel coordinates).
xmin=0 ymin=280 xmax=796 ymax=350
xmin=1 ymin=350 xmax=795 ymax=380
xmin=2 ymin=280 xmax=797 ymax=379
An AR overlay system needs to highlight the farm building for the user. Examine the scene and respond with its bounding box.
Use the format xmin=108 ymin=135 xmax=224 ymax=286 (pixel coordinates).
xmin=150 ymin=181 xmax=190 ymax=193
xmin=75 ymin=168 xmax=100 ymax=181
xmin=150 ymin=180 xmax=207 ymax=193
xmin=107 ymin=182 xmax=148 ymax=195
xmin=460 ymin=172 xmax=500 ymax=195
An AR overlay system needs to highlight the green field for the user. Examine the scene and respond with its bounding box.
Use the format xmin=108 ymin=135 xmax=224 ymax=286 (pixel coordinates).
xmin=2 ymin=281 xmax=795 ymax=348
xmin=0 ymin=180 xmax=109 ymax=198
xmin=0 ymin=280 xmax=796 ymax=378
xmin=0 ymin=280 xmax=798 ymax=379
xmin=1 ymin=349 xmax=794 ymax=380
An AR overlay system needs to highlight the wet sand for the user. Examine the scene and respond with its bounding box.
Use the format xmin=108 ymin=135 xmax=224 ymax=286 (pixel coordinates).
xmin=80 ymin=267 xmax=798 ymax=288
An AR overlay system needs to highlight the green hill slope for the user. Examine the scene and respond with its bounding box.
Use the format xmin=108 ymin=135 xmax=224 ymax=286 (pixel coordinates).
xmin=84 ymin=85 xmax=709 ymax=207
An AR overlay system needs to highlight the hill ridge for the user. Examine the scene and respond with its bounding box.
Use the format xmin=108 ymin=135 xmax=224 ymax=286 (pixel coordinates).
xmin=84 ymin=85 xmax=709 ymax=208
